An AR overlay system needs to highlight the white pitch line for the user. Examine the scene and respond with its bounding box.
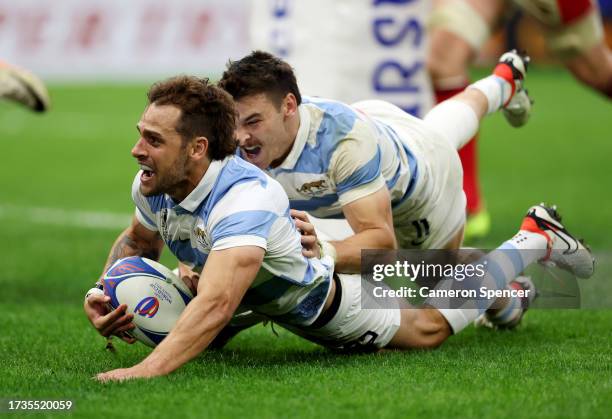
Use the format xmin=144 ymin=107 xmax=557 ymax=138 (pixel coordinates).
xmin=1 ymin=204 xmax=612 ymax=265
xmin=0 ymin=204 xmax=131 ymax=230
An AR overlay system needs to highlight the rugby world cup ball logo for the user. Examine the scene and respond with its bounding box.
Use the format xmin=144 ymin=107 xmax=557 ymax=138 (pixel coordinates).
xmin=134 ymin=296 xmax=160 ymax=318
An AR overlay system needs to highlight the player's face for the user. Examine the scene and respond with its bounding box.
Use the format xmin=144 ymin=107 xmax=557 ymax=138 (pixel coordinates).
xmin=234 ymin=93 xmax=296 ymax=169
xmin=132 ymin=103 xmax=190 ymax=198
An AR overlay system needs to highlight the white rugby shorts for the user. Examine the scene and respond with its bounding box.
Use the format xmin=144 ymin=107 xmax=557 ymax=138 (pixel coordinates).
xmin=280 ymin=274 xmax=401 ymax=352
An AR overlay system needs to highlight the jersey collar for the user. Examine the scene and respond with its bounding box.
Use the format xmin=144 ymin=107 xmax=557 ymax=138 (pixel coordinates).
xmin=275 ymin=104 xmax=311 ymax=170
xmin=177 ymin=156 xmax=230 ymax=212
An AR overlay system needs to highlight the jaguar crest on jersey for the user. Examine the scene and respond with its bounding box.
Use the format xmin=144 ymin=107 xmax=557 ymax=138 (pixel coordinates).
xmin=194 ymin=225 xmax=211 ymax=249
xmin=297 ymin=179 xmax=329 ymax=196
xmin=159 ymin=208 xmax=170 ymax=241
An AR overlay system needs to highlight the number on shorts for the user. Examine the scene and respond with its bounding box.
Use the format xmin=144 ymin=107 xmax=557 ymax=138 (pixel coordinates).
xmin=341 ymin=331 xmax=380 ymax=353
xmin=411 ymin=218 xmax=430 ymax=246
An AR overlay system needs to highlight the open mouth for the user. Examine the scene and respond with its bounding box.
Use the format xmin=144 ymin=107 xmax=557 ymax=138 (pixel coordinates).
xmin=140 ymin=164 xmax=155 ymax=182
xmin=241 ymin=145 xmax=262 ymax=160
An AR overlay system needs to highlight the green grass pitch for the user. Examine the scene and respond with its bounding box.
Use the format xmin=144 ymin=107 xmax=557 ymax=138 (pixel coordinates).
xmin=0 ymin=68 xmax=611 ymax=418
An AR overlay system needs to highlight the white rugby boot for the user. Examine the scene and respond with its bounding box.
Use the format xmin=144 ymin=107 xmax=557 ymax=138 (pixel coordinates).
xmin=0 ymin=60 xmax=50 ymax=112
xmin=519 ymin=204 xmax=595 ymax=279
xmin=494 ymin=49 xmax=533 ymax=127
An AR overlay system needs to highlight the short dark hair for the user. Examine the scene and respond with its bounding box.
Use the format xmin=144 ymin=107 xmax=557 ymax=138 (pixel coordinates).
xmin=147 ymin=76 xmax=237 ymax=160
xmin=218 ymin=50 xmax=302 ymax=107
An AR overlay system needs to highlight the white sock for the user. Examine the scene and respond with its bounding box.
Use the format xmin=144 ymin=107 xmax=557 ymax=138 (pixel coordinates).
xmin=468 ymin=75 xmax=513 ymax=115
xmin=505 ymin=231 xmax=548 ymax=262
xmin=430 ymin=234 xmax=548 ymax=334
xmin=423 ymin=99 xmax=480 ymax=150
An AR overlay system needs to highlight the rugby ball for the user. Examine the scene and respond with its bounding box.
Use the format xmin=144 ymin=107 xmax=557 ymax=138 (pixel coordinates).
xmin=103 ymin=257 xmax=193 ymax=347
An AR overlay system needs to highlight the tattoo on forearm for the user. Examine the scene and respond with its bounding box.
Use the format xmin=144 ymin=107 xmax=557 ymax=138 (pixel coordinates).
xmin=109 ymin=233 xmax=138 ymax=263
xmin=103 ymin=232 xmax=162 ymax=275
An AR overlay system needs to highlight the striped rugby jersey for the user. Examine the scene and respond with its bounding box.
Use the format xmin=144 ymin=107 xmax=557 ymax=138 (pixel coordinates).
xmin=132 ymin=156 xmax=334 ymax=326
xmin=262 ymin=96 xmax=418 ymax=219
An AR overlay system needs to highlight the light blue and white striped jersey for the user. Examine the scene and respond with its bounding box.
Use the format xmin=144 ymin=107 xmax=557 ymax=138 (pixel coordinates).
xmin=132 ymin=156 xmax=334 ymax=326
xmin=263 ymin=96 xmax=418 ymax=219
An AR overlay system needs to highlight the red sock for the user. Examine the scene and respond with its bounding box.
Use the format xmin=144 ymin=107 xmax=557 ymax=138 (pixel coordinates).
xmin=458 ymin=138 xmax=481 ymax=214
xmin=435 ymin=85 xmax=482 ymax=215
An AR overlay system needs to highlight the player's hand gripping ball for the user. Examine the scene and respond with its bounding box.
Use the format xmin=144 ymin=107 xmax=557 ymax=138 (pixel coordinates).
xmin=103 ymin=257 xmax=193 ymax=347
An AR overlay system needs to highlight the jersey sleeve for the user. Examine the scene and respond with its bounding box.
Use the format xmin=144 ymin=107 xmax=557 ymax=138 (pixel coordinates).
xmin=131 ymin=172 xmax=158 ymax=232
xmin=206 ymin=179 xmax=284 ymax=251
xmin=329 ymin=129 xmax=386 ymax=206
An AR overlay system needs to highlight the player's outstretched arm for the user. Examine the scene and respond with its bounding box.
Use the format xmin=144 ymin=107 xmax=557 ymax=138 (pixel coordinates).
xmin=84 ymin=216 xmax=164 ymax=343
xmin=330 ymin=187 xmax=397 ymax=273
xmin=96 ymin=245 xmax=264 ymax=382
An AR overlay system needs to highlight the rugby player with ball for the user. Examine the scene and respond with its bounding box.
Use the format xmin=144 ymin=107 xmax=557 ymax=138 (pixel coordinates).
xmin=83 ymin=75 xmax=593 ymax=382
